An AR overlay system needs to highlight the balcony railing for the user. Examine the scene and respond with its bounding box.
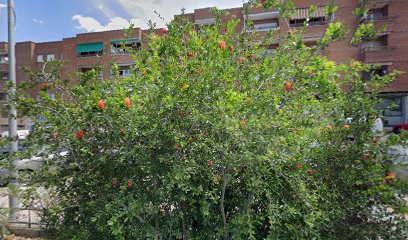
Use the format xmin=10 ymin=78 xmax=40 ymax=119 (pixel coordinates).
xmin=0 ymin=56 xmax=8 ymax=64
xmin=361 ymin=41 xmax=387 ymax=52
xmin=365 ymin=0 xmax=391 ymax=9
xmin=362 ymin=14 xmax=396 ymax=23
xmin=361 ymin=45 xmax=394 ymax=63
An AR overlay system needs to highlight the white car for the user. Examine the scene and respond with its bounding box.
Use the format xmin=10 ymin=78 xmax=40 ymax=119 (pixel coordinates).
xmin=388 ymin=144 xmax=408 ymax=164
xmin=0 ymin=149 xmax=68 ymax=183
xmin=1 ymin=130 xmax=30 ymax=140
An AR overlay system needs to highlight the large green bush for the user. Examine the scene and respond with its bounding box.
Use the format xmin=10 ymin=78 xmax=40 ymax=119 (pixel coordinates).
xmin=16 ymin=2 xmax=406 ymax=239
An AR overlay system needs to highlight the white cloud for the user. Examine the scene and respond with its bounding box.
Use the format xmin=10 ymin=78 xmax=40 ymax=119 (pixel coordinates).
xmin=75 ymin=0 xmax=247 ymax=33
xmin=32 ymin=18 xmax=44 ymax=24
xmin=0 ymin=3 xmax=6 ymax=9
xmin=72 ymin=14 xmax=142 ymax=32
xmin=89 ymin=0 xmax=246 ymax=29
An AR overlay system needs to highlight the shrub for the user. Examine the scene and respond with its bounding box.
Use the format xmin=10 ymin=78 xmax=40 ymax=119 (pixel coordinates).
xmin=16 ymin=3 xmax=406 ymax=239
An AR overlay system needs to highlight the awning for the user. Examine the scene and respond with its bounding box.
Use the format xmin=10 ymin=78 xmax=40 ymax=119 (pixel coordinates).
xmin=77 ymin=42 xmax=103 ymax=54
xmin=195 ymin=18 xmax=215 ymax=25
xmin=291 ymin=6 xmax=327 ymax=20
xmin=111 ymin=38 xmax=140 ymax=44
xmin=247 ymin=11 xmax=279 ymax=21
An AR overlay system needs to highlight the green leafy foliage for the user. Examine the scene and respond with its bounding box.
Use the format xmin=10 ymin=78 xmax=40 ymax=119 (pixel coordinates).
xmin=351 ymin=23 xmax=387 ymax=45
xmin=14 ymin=6 xmax=407 ymax=240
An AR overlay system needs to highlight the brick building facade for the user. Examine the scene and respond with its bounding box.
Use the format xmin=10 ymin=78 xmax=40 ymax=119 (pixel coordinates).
xmin=0 ymin=0 xmax=407 ymax=132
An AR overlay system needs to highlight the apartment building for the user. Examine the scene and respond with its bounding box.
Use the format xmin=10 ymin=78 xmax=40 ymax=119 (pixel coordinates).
xmin=0 ymin=28 xmax=164 ymax=132
xmin=184 ymin=0 xmax=408 ymax=126
xmin=0 ymin=0 xmax=407 ymax=131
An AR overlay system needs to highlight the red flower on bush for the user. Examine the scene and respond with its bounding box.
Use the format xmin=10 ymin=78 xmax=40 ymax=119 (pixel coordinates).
xmin=179 ymin=111 xmax=185 ymax=117
xmin=175 ymin=144 xmax=180 ymax=151
xmin=188 ymin=52 xmax=193 ymax=57
xmin=308 ymin=170 xmax=313 ymax=175
xmin=76 ymin=130 xmax=84 ymax=139
xmin=384 ymin=172 xmax=396 ymax=183
xmin=283 ymin=81 xmax=293 ymax=91
xmin=373 ymin=137 xmax=378 ymax=144
xmin=127 ymin=179 xmax=133 ymax=187
xmin=98 ymin=100 xmax=105 ymax=110
xmin=219 ymin=40 xmax=226 ymax=50
xmin=239 ymin=57 xmax=246 ymax=62
xmin=112 ymin=178 xmax=118 ymax=186
xmin=161 ymin=28 xmax=167 ymax=34
xmin=363 ymin=153 xmax=370 ymax=160
xmin=181 ymin=83 xmax=185 ymax=89
xmin=326 ymin=169 xmax=330 ymax=174
xmin=327 ymin=125 xmax=333 ymax=130
xmin=203 ymin=131 xmax=209 ymax=137
xmin=119 ymin=129 xmax=125 ymax=135
xmin=239 ymin=119 xmax=247 ymax=129
xmin=229 ymin=46 xmax=234 ymax=52
xmin=53 ymin=132 xmax=59 ymax=138
xmin=125 ymin=97 xmax=131 ymax=109
xmin=250 ymin=53 xmax=255 ymax=58
xmin=296 ymin=164 xmax=302 ymax=170
xmin=195 ymin=69 xmax=199 ymax=75
xmin=143 ymin=70 xmax=147 ymax=75
xmin=207 ymin=159 xmax=213 ymax=167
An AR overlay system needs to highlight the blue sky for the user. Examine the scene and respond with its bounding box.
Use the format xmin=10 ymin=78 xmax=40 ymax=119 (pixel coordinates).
xmin=0 ymin=0 xmax=246 ymax=43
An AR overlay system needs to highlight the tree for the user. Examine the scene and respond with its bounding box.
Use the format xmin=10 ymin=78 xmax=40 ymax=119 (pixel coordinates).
xmin=15 ymin=1 xmax=407 ymax=239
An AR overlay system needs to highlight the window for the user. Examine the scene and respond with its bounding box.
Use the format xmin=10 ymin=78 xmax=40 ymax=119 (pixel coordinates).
xmin=361 ymin=35 xmax=388 ymax=51
xmin=378 ymin=97 xmax=402 ymax=117
xmin=0 ymin=92 xmax=7 ymax=102
xmin=112 ymin=65 xmax=133 ymax=78
xmin=265 ymin=48 xmax=275 ymax=57
xmin=196 ymin=24 xmax=215 ymax=36
xmin=366 ymin=6 xmax=388 ymax=21
xmin=290 ymin=6 xmax=328 ymax=27
xmin=195 ymin=18 xmax=216 ymax=36
xmin=119 ymin=69 xmax=131 ymax=77
xmin=290 ymin=17 xmax=327 ymax=27
xmin=363 ymin=65 xmax=388 ymax=82
xmin=0 ymin=56 xmax=8 ymax=64
xmin=79 ymin=67 xmax=103 ymax=80
xmin=37 ymin=55 xmax=44 ymax=63
xmin=111 ymin=39 xmax=141 ymax=55
xmin=36 ymin=93 xmax=55 ymax=103
xmin=77 ymin=42 xmax=104 ymax=57
xmin=47 ymin=54 xmax=55 ymax=61
xmin=252 ymin=20 xmax=279 ymax=32
xmin=1 ymin=73 xmax=7 ymax=81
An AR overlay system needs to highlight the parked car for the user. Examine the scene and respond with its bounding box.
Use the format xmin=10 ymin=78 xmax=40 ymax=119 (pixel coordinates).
xmin=0 ymin=148 xmax=68 ymax=185
xmin=392 ymin=123 xmax=408 ymax=134
xmin=1 ymin=130 xmax=30 ymax=140
xmin=388 ymin=144 xmax=408 ymax=164
xmin=0 ymin=145 xmax=26 ymax=155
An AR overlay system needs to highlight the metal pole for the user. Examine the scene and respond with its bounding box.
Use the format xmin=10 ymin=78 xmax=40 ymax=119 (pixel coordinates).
xmin=8 ymin=0 xmax=18 ymax=221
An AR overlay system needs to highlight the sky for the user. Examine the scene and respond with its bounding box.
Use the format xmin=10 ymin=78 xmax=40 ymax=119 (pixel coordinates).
xmin=0 ymin=0 xmax=247 ymax=43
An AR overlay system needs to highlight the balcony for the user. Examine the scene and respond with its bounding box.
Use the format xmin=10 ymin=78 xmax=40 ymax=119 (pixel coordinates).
xmin=0 ymin=56 xmax=8 ymax=64
xmin=366 ymin=0 xmax=391 ymax=9
xmin=361 ymin=45 xmax=395 ymax=63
